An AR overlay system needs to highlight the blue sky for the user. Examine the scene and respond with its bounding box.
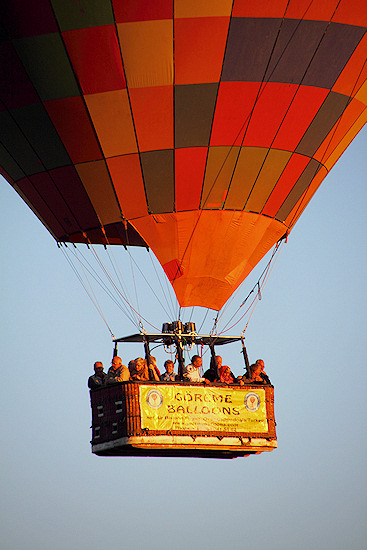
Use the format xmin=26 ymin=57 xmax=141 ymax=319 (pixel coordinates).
xmin=1 ymin=126 xmax=366 ymax=550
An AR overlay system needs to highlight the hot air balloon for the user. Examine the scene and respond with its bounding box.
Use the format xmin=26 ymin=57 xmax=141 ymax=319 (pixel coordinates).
xmin=1 ymin=0 xmax=366 ymax=457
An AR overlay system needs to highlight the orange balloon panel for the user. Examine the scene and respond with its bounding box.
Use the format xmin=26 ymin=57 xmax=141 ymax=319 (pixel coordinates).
xmin=0 ymin=0 xmax=366 ymax=310
xmin=133 ymin=211 xmax=286 ymax=310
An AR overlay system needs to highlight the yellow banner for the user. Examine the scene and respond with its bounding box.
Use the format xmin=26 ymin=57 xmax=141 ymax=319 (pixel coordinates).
xmin=139 ymin=385 xmax=268 ymax=433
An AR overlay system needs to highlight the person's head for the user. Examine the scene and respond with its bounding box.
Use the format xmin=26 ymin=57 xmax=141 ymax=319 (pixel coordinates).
xmin=111 ymin=356 xmax=122 ymax=370
xmin=164 ymin=360 xmax=174 ymax=374
xmin=251 ymin=363 xmax=262 ymax=377
xmin=149 ymin=356 xmax=157 ymax=367
xmin=94 ymin=361 xmax=104 ymax=376
xmin=256 ymin=359 xmax=264 ymax=371
xmin=134 ymin=357 xmax=145 ymax=372
xmin=191 ymin=355 xmax=202 ymax=368
xmin=220 ymin=365 xmax=231 ymax=378
xmin=216 ymin=356 xmax=222 ymax=368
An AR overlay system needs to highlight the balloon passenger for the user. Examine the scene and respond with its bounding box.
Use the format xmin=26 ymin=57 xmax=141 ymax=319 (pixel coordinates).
xmin=203 ymin=355 xmax=222 ymax=382
xmin=88 ymin=361 xmax=106 ymax=389
xmin=243 ymin=363 xmax=266 ymax=384
xmin=184 ymin=355 xmax=208 ymax=383
xmin=255 ymin=359 xmax=271 ymax=384
xmin=129 ymin=357 xmax=160 ymax=381
xmin=148 ymin=356 xmax=161 ymax=379
xmin=160 ymin=360 xmax=177 ymax=382
xmin=219 ymin=365 xmax=234 ymax=384
xmin=106 ymin=356 xmax=130 ymax=383
xmin=204 ymin=355 xmax=239 ymax=383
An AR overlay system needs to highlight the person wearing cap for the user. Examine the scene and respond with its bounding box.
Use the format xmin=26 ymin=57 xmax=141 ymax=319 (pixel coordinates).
xmin=88 ymin=361 xmax=106 ymax=389
xmin=106 ymin=356 xmax=130 ymax=383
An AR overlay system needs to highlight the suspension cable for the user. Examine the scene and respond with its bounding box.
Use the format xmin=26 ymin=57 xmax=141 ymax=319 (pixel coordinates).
xmin=85 ymin=238 xmax=161 ymax=332
xmin=63 ymin=243 xmax=137 ymax=326
xmin=103 ymin=228 xmax=178 ymax=325
xmin=104 ymin=247 xmax=138 ymax=316
xmin=60 ymin=245 xmax=116 ymax=337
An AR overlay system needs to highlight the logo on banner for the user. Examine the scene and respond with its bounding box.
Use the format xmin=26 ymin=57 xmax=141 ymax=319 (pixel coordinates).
xmin=244 ymin=392 xmax=260 ymax=412
xmin=146 ymin=388 xmax=163 ymax=409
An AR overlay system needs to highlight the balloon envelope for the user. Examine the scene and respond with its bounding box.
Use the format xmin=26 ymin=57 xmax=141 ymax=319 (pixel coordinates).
xmin=1 ymin=0 xmax=366 ymax=309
